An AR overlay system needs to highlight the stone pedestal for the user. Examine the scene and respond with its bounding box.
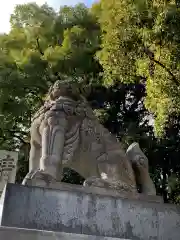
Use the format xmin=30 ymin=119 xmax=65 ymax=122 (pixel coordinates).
xmin=0 ymin=183 xmax=180 ymax=239
xmin=0 ymin=226 xmax=129 ymax=240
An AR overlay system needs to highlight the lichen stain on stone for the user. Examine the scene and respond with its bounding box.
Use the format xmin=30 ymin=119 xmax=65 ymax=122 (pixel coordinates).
xmin=125 ymin=222 xmax=143 ymax=240
xmin=125 ymin=221 xmax=158 ymax=240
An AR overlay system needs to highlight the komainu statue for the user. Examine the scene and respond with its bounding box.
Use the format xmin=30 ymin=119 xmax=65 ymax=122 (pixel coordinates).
xmin=22 ymin=80 xmax=156 ymax=196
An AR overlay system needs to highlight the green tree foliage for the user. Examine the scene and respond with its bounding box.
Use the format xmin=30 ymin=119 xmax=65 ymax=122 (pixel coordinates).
xmin=97 ymin=0 xmax=180 ymax=137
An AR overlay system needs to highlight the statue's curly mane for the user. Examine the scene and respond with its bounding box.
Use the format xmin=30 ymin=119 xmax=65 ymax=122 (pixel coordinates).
xmin=32 ymin=80 xmax=86 ymax=121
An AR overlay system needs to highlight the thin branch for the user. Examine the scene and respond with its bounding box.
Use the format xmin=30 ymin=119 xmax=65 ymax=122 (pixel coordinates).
xmin=36 ymin=37 xmax=44 ymax=56
xmin=144 ymin=47 xmax=179 ymax=86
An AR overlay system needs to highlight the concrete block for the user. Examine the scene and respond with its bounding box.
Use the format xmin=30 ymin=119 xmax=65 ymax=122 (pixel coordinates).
xmin=0 ymin=183 xmax=180 ymax=240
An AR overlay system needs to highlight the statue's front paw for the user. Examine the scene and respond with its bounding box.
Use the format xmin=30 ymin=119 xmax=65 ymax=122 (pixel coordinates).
xmin=22 ymin=170 xmax=37 ymax=186
xmin=32 ymin=170 xmax=56 ymax=183
xmin=22 ymin=177 xmax=32 ymax=186
xmin=22 ymin=169 xmax=57 ymax=188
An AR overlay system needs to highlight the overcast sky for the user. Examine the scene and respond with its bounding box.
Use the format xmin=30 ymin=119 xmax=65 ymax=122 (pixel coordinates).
xmin=0 ymin=0 xmax=95 ymax=33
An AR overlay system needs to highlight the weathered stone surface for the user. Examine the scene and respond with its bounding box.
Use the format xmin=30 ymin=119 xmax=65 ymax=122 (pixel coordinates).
xmin=0 ymin=227 xmax=130 ymax=240
xmin=20 ymin=180 xmax=163 ymax=203
xmin=0 ymin=183 xmax=180 ymax=240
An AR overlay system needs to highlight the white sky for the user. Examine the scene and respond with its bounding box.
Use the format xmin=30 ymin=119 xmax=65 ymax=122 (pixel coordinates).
xmin=0 ymin=0 xmax=89 ymax=34
xmin=0 ymin=0 xmax=46 ymax=33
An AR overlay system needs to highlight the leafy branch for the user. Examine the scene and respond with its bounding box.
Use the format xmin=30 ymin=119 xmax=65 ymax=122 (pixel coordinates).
xmin=144 ymin=47 xmax=179 ymax=86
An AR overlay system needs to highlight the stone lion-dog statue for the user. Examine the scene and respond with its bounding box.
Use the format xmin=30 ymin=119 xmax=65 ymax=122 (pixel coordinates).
xmin=22 ymin=80 xmax=156 ymax=196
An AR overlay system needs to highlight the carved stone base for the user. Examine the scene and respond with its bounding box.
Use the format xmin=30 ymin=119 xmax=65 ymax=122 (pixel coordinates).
xmin=0 ymin=183 xmax=179 ymax=240
xmin=22 ymin=179 xmax=162 ymax=203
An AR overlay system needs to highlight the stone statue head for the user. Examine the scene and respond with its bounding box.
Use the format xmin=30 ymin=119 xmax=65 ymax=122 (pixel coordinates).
xmin=47 ymin=79 xmax=83 ymax=102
